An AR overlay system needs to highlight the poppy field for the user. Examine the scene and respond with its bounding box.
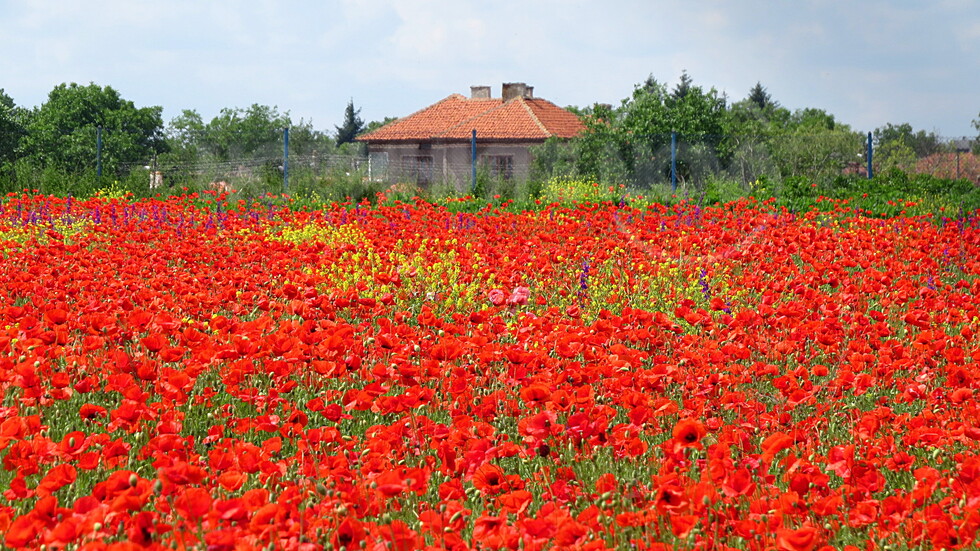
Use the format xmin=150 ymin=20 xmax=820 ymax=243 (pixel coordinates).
xmin=1 ymin=192 xmax=980 ymax=551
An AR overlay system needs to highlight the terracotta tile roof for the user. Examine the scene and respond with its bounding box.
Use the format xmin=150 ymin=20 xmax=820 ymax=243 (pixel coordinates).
xmin=523 ymin=99 xmax=588 ymax=139
xmin=357 ymin=94 xmax=584 ymax=143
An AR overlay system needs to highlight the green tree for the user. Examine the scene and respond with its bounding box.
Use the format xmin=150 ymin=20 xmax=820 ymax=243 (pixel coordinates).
xmin=568 ymin=73 xmax=729 ymax=187
xmin=640 ymin=74 xmax=662 ymax=95
xmin=335 ymin=100 xmax=365 ymax=147
xmin=972 ymin=112 xmax=979 ymax=153
xmin=21 ymin=82 xmax=165 ymax=175
xmin=201 ymin=104 xmax=291 ymax=160
xmin=166 ymin=105 xmax=307 ymax=161
xmin=565 ymin=73 xmax=867 ymax=191
xmin=573 ymin=102 xmax=630 ymax=184
xmin=162 ymin=105 xmax=338 ymax=191
xmin=873 ymin=122 xmax=941 ymax=172
xmin=361 ymin=116 xmax=399 ymax=136
xmin=717 ymin=84 xmax=800 ymax=186
xmin=621 ymin=73 xmax=728 ymax=186
xmin=747 ymin=82 xmax=778 ymax=111
xmin=720 ymin=99 xmax=783 ymax=184
xmin=160 ymin=109 xmax=207 ymax=177
xmin=287 ymin=119 xmax=334 ymax=156
xmin=572 ymin=71 xmax=726 ymax=186
xmin=163 ymin=104 xmax=326 ymax=192
xmin=671 ymin=70 xmax=694 ymax=101
xmin=786 ymin=107 xmax=839 ymax=131
xmin=0 ymin=89 xmax=26 ymax=172
xmin=873 ymin=122 xmax=940 ymax=158
xmin=725 ymin=100 xmax=770 ymax=136
xmin=724 ymin=83 xmax=789 ymax=136
xmin=768 ymin=108 xmax=863 ymax=185
xmin=166 ymin=109 xmax=206 ymax=155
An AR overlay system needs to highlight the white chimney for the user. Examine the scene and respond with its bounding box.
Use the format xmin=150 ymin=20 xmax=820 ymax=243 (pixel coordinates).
xmin=470 ymin=85 xmax=491 ymax=99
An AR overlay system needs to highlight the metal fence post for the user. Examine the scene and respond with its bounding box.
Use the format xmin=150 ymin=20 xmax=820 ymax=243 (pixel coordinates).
xmin=96 ymin=126 xmax=103 ymax=178
xmin=867 ymin=131 xmax=873 ymax=180
xmin=671 ymin=131 xmax=678 ymax=193
xmin=283 ymin=127 xmax=289 ymax=194
xmin=471 ymin=129 xmax=477 ymax=194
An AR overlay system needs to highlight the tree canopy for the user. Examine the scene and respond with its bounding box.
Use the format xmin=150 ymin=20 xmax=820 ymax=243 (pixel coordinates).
xmin=0 ymin=89 xmax=26 ymax=171
xmin=161 ymin=104 xmax=334 ymax=190
xmin=361 ymin=116 xmax=399 ymax=136
xmin=20 ymin=83 xmax=166 ymax=174
xmin=168 ymin=104 xmax=292 ymax=161
xmin=572 ymin=72 xmax=729 ymax=184
xmin=872 ymin=122 xmax=942 ymax=172
xmin=558 ymin=72 xmax=883 ymax=187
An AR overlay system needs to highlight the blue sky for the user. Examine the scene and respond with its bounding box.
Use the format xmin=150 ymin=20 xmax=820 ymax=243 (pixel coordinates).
xmin=2 ymin=0 xmax=978 ymax=138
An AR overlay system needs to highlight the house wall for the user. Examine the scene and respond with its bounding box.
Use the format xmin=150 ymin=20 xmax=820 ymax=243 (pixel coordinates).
xmin=367 ymin=142 xmax=539 ymax=192
xmin=366 ymin=143 xmax=447 ymax=188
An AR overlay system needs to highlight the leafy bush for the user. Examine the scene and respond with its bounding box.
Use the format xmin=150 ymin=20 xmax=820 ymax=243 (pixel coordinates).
xmin=702 ymin=176 xmax=747 ymax=205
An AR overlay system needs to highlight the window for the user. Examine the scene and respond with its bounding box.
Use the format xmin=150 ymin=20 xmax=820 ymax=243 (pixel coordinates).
xmin=368 ymin=152 xmax=388 ymax=181
xmin=402 ymin=155 xmax=433 ymax=185
xmin=484 ymin=155 xmax=514 ymax=180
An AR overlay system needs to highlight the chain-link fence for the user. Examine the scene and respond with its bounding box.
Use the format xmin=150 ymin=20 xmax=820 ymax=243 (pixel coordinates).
xmin=6 ymin=125 xmax=978 ymax=200
xmin=907 ymin=138 xmax=980 ymax=182
xmin=531 ymin=131 xmax=980 ymax=200
xmin=118 ymin=127 xmax=372 ymax=198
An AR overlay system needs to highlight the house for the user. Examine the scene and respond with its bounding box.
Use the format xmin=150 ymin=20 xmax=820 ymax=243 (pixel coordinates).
xmin=355 ymin=83 xmax=584 ymax=189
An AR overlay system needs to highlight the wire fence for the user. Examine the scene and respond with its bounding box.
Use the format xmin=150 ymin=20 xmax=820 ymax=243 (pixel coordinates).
xmin=7 ymin=125 xmax=979 ymax=199
xmin=118 ymin=152 xmax=370 ymax=193
xmin=547 ymin=132 xmax=980 ymax=193
xmin=149 ymin=131 xmax=980 ymax=194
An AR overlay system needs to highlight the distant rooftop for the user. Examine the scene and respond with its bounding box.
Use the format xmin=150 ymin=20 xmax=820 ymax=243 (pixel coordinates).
xmin=357 ymin=83 xmax=584 ymax=143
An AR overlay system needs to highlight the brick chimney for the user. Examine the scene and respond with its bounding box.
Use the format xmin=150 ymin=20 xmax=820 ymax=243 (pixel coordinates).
xmin=502 ymin=82 xmax=533 ymax=102
xmin=470 ymin=85 xmax=491 ymax=99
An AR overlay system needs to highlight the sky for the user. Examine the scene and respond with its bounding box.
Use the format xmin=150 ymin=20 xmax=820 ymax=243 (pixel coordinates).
xmin=2 ymin=0 xmax=978 ymax=139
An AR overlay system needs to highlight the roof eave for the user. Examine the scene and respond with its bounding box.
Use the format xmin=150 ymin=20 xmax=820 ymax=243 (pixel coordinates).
xmin=363 ymin=136 xmax=555 ymax=145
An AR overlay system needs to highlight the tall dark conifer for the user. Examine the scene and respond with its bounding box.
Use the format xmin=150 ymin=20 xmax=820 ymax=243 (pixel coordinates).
xmin=335 ymin=99 xmax=365 ymax=146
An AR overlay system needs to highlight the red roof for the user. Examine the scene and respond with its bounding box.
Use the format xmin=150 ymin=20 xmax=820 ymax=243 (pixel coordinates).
xmin=357 ymin=93 xmax=584 ymax=143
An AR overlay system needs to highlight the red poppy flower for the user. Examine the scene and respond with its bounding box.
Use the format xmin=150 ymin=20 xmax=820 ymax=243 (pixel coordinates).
xmin=79 ymin=403 xmax=108 ymax=420
xmin=127 ymin=510 xmax=156 ymax=546
xmin=519 ymin=410 xmax=558 ymax=441
xmin=379 ymin=520 xmax=420 ymax=551
xmin=776 ymin=523 xmax=820 ymax=551
xmin=4 ymin=514 xmax=40 ymax=548
xmin=672 ymin=419 xmax=706 ymax=447
xmin=141 ymin=333 xmax=167 ymax=353
xmin=498 ymin=489 xmax=533 ymax=514
xmin=520 ymin=383 xmax=552 ymax=407
xmin=175 ymin=486 xmax=212 ymax=521
xmin=472 ymin=463 xmax=511 ymax=495
xmin=43 ymin=308 xmax=68 ymax=326
xmin=36 ymin=463 xmax=77 ymax=496
xmin=204 ymin=529 xmax=237 ymax=551
xmin=333 ymin=518 xmax=365 ymax=550
xmin=670 ymin=514 xmax=699 ymax=538
xmin=722 ymin=467 xmax=756 ymax=497
xmin=761 ymin=431 xmax=795 ymax=462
